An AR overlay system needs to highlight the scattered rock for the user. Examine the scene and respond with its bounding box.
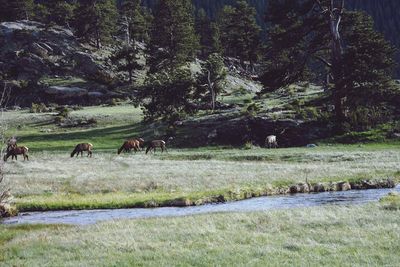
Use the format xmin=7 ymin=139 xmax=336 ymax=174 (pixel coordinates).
xmin=313 ymin=183 xmax=326 ymax=192
xmin=45 ymin=86 xmax=88 ymax=98
xmin=290 ymin=183 xmax=310 ymax=194
xmin=337 ymin=181 xmax=352 ymax=191
xmin=0 ymin=203 xmax=17 ymax=218
xmin=168 ymin=198 xmax=193 ymax=207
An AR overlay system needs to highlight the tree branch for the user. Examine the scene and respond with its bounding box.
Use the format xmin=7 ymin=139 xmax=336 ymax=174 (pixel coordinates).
xmin=315 ymin=56 xmax=332 ymax=68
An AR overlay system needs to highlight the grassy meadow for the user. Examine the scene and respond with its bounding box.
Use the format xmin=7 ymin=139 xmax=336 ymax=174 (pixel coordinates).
xmin=2 ymin=105 xmax=400 ymax=211
xmin=1 ymin=99 xmax=400 ymax=266
xmin=1 ymin=203 xmax=400 ymax=266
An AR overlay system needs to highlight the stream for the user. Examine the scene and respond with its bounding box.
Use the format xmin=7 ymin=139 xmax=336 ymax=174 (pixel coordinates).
xmin=2 ymin=185 xmax=399 ymax=225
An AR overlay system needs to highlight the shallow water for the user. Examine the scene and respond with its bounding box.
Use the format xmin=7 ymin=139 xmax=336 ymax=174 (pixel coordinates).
xmin=2 ymin=185 xmax=399 ymax=225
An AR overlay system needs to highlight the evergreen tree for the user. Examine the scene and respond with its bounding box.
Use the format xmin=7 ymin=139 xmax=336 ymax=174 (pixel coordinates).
xmin=0 ymin=0 xmax=34 ymax=22
xmin=195 ymin=9 xmax=217 ymax=59
xmin=137 ymin=69 xmax=200 ymax=123
xmin=73 ymin=0 xmax=118 ymax=49
xmin=148 ymin=0 xmax=199 ymax=72
xmin=43 ymin=1 xmax=75 ymax=27
xmin=218 ymin=0 xmax=261 ymax=66
xmin=261 ymin=0 xmax=396 ymax=131
xmin=111 ymin=45 xmax=142 ymax=83
xmin=120 ymin=0 xmax=149 ymax=44
xmin=197 ymin=53 xmax=227 ymax=111
xmin=341 ymin=12 xmax=396 ymax=110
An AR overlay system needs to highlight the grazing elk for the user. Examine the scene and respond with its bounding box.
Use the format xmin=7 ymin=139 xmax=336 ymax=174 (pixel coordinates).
xmin=118 ymin=139 xmax=139 ymax=154
xmin=71 ymin=143 xmax=93 ymax=158
xmin=145 ymin=140 xmax=167 ymax=154
xmin=6 ymin=136 xmax=17 ymax=151
xmin=4 ymin=146 xmax=29 ymax=161
xmin=265 ymin=135 xmax=278 ymax=149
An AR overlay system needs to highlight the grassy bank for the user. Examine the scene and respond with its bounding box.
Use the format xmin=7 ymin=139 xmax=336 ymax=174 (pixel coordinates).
xmin=4 ymin=147 xmax=400 ymax=211
xmin=1 ymin=203 xmax=400 ymax=266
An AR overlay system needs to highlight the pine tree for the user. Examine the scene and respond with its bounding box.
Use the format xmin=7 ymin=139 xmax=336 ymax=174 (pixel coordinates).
xmin=120 ymin=0 xmax=149 ymax=44
xmin=43 ymin=0 xmax=75 ymax=27
xmin=260 ymin=0 xmax=396 ymax=131
xmin=148 ymin=0 xmax=199 ymax=72
xmin=218 ymin=0 xmax=261 ymax=66
xmin=197 ymin=53 xmax=227 ymax=111
xmin=0 ymin=0 xmax=34 ymax=22
xmin=111 ymin=45 xmax=142 ymax=83
xmin=73 ymin=0 xmax=118 ymax=49
xmin=195 ymin=9 xmax=214 ymax=59
xmin=137 ymin=69 xmax=199 ymax=123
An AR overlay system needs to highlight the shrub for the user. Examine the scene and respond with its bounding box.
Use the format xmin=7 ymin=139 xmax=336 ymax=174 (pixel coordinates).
xmin=347 ymin=106 xmax=392 ymax=131
xmin=233 ymin=87 xmax=248 ymax=96
xmin=56 ymin=106 xmax=70 ymax=118
xmin=243 ymin=141 xmax=255 ymax=150
xmin=54 ymin=116 xmax=64 ymax=124
xmin=297 ymin=107 xmax=319 ymax=120
xmin=108 ymin=98 xmax=118 ymax=106
xmin=291 ymin=99 xmax=305 ymax=108
xmin=242 ymin=102 xmax=261 ymax=117
xmin=30 ymin=103 xmax=48 ymax=113
xmin=87 ymin=118 xmax=97 ymax=125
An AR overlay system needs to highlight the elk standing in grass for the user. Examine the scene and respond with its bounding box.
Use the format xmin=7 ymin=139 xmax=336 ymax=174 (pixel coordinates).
xmin=265 ymin=135 xmax=278 ymax=149
xmin=5 ymin=136 xmax=18 ymax=160
xmin=4 ymin=146 xmax=29 ymax=161
xmin=118 ymin=139 xmax=141 ymax=154
xmin=71 ymin=143 xmax=93 ymax=158
xmin=146 ymin=140 xmax=167 ymax=154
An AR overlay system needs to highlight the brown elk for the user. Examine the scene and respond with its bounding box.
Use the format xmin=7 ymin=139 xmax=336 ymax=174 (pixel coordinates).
xmin=118 ymin=139 xmax=140 ymax=154
xmin=146 ymin=140 xmax=167 ymax=154
xmin=71 ymin=143 xmax=93 ymax=158
xmin=6 ymin=136 xmax=17 ymax=150
xmin=4 ymin=146 xmax=29 ymax=161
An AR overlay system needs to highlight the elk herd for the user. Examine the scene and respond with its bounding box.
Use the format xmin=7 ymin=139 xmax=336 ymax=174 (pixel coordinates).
xmin=3 ymin=135 xmax=278 ymax=162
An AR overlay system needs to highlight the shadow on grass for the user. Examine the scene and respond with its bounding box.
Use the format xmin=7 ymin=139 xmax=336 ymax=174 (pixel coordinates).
xmin=19 ymin=123 xmax=154 ymax=151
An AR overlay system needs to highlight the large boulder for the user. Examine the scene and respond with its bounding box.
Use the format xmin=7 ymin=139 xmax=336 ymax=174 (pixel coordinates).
xmin=45 ymin=86 xmax=88 ymax=98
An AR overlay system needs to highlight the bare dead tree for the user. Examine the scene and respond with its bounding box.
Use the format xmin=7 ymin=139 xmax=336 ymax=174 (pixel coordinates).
xmin=0 ymin=82 xmax=12 ymax=217
xmin=315 ymin=0 xmax=346 ymax=126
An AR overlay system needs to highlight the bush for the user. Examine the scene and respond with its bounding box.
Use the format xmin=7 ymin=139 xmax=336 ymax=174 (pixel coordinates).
xmin=54 ymin=116 xmax=64 ymax=124
xmin=243 ymin=141 xmax=255 ymax=150
xmin=56 ymin=106 xmax=70 ymax=118
xmin=347 ymin=106 xmax=392 ymax=131
xmin=241 ymin=102 xmax=261 ymax=117
xmin=108 ymin=98 xmax=118 ymax=106
xmin=233 ymin=87 xmax=248 ymax=96
xmin=30 ymin=103 xmax=49 ymax=113
xmin=87 ymin=118 xmax=97 ymax=125
xmin=297 ymin=107 xmax=319 ymax=120
xmin=291 ymin=99 xmax=305 ymax=108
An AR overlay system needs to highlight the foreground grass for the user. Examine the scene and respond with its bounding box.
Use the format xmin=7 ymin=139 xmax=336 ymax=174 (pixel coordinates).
xmin=380 ymin=192 xmax=400 ymax=210
xmin=1 ymin=204 xmax=399 ymax=266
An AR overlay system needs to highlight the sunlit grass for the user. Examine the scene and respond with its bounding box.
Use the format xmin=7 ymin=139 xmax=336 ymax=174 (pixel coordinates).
xmin=3 ymin=148 xmax=399 ymax=211
xmin=1 ymin=204 xmax=399 ymax=266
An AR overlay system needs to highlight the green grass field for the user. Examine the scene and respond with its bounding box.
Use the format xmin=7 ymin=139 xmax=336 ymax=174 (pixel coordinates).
xmin=2 ymin=106 xmax=400 ymax=211
xmin=1 ymin=203 xmax=399 ymax=266
xmin=1 ymin=105 xmax=400 ymax=266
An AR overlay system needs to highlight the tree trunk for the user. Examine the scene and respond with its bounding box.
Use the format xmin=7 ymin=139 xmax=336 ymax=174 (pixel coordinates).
xmin=207 ymin=70 xmax=216 ymax=112
xmin=326 ymin=0 xmax=346 ymax=130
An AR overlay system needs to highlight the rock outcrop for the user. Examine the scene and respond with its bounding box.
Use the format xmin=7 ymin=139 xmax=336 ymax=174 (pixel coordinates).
xmin=0 ymin=20 xmax=117 ymax=106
